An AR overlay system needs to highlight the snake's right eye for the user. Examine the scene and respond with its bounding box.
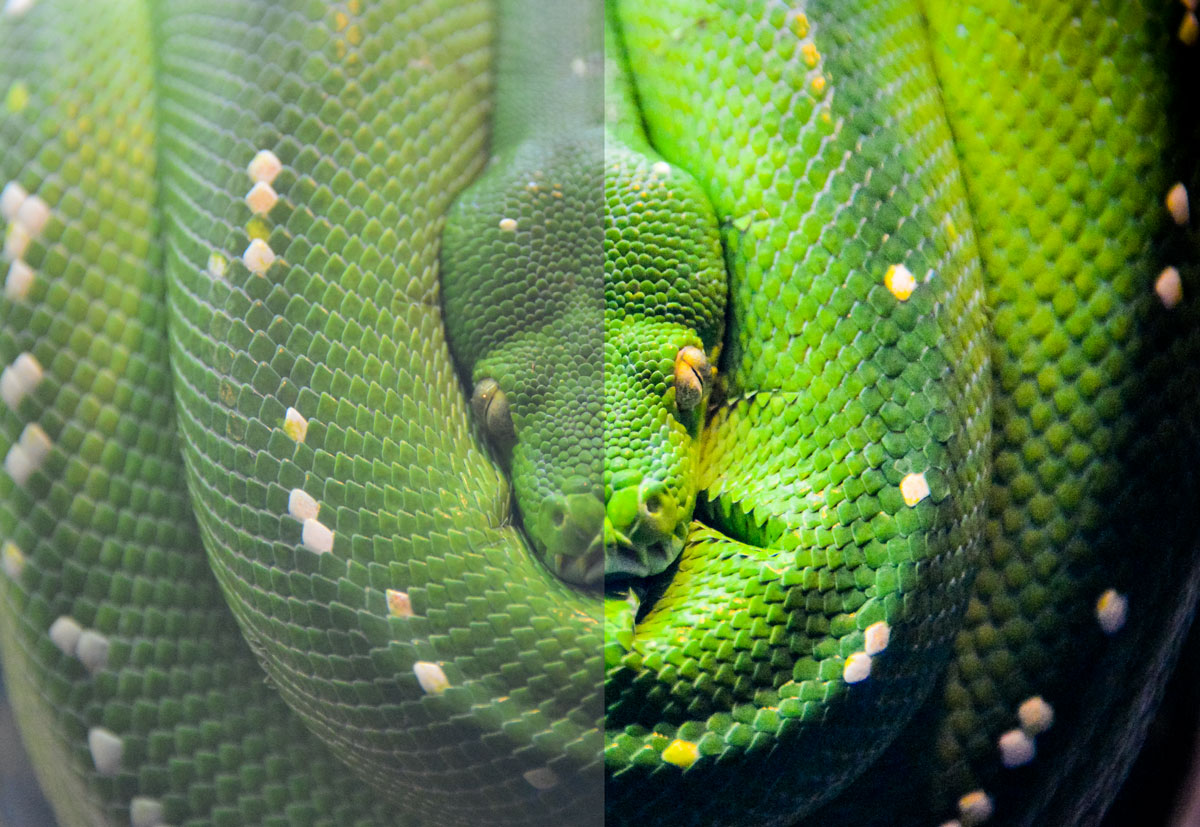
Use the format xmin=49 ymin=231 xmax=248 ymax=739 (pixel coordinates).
xmin=673 ymin=346 xmax=711 ymax=412
xmin=471 ymin=378 xmax=516 ymax=448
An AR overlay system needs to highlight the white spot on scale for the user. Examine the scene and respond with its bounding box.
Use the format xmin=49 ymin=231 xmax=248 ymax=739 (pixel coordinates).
xmin=523 ymin=767 xmax=559 ymax=790
xmin=3 ymin=0 xmax=35 ymax=16
xmin=1018 ymin=695 xmax=1054 ymax=735
xmin=283 ymin=407 xmax=308 ymax=442
xmin=4 ymin=222 xmax=30 ymax=259
xmin=864 ymin=621 xmax=890 ymax=656
xmin=130 ymin=796 xmax=166 ymax=827
xmin=1167 ymin=182 xmax=1190 ymax=225
xmin=5 ymin=259 xmax=33 ymax=300
xmin=15 ymin=193 xmax=49 ymax=237
xmin=957 ymin=790 xmax=993 ymax=826
xmin=0 ymin=180 xmax=26 ymax=220
xmin=570 ymin=57 xmax=587 ymax=76
xmin=2 ymin=541 xmax=25 ymax=579
xmin=1156 ymin=266 xmax=1183 ymax=309
xmin=247 ymin=149 xmax=282 ymax=184
xmin=288 ymin=488 xmax=319 ymax=522
xmin=245 ymin=181 xmax=278 ymax=215
xmin=885 ymin=263 xmax=916 ymax=301
xmin=206 ymin=253 xmax=227 ymax=280
xmin=900 ymin=472 xmax=930 ymax=507
xmin=386 ymin=589 xmax=413 ymax=617
xmin=1096 ymin=588 xmax=1127 ymax=634
xmin=48 ymin=615 xmax=83 ymax=656
xmin=1181 ymin=11 xmax=1199 ymax=46
xmin=77 ymin=629 xmax=110 ymax=675
xmin=242 ymin=239 xmax=275 ymax=275
xmin=5 ymin=422 xmax=52 ymax=486
xmin=498 ymin=217 xmax=518 ymax=232
xmin=413 ymin=660 xmax=450 ymax=694
xmin=998 ymin=728 xmax=1035 ymax=768
xmin=49 ymin=617 xmax=109 ymax=674
xmin=651 ymin=161 xmax=671 ymax=178
xmin=301 ymin=518 xmax=333 ymax=554
xmin=87 ymin=727 xmax=123 ymax=776
xmin=842 ymin=651 xmax=871 ymax=683
xmin=0 ymin=351 xmax=42 ymax=410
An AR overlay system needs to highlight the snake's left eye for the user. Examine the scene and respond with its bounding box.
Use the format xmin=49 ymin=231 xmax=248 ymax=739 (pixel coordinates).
xmin=471 ymin=378 xmax=516 ymax=448
xmin=673 ymin=346 xmax=711 ymax=412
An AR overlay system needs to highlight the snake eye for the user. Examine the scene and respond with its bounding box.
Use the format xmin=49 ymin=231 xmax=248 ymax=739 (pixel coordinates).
xmin=471 ymin=378 xmax=516 ymax=447
xmin=673 ymin=346 xmax=711 ymax=411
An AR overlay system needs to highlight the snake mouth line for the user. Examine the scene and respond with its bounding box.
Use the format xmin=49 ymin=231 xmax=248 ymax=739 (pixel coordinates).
xmin=602 ymin=520 xmax=688 ymax=584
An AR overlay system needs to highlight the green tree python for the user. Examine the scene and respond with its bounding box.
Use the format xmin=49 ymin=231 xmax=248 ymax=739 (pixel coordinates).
xmin=1 ymin=1 xmax=1199 ymax=826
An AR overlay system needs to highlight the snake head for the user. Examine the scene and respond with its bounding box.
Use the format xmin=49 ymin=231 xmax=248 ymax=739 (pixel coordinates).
xmin=601 ymin=136 xmax=726 ymax=582
xmin=442 ymin=131 xmax=608 ymax=588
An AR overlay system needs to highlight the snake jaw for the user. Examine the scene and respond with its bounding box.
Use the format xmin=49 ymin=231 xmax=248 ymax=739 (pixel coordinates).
xmin=552 ymin=542 xmax=605 ymax=586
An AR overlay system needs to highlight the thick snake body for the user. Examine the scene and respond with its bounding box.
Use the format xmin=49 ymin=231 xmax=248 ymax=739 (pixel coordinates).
xmin=2 ymin=2 xmax=1199 ymax=827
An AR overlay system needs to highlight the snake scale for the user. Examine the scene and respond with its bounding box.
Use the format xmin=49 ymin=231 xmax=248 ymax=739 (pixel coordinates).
xmin=1 ymin=0 xmax=1198 ymax=826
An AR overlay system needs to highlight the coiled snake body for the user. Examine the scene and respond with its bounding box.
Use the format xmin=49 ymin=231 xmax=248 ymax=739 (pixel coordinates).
xmin=1 ymin=1 xmax=1198 ymax=826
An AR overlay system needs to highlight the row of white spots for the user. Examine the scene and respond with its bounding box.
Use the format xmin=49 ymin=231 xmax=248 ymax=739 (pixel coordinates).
xmin=4 ymin=422 xmax=51 ymax=486
xmin=288 ymin=486 xmax=333 ymax=554
xmin=1158 ymin=184 xmax=1189 ymax=309
xmin=0 ymin=185 xmax=53 ymax=485
xmin=938 ymin=161 xmax=1183 ymax=827
xmin=237 ymin=150 xmax=283 ymax=275
xmin=48 ymin=615 xmax=110 ymax=675
xmin=2 ymin=182 xmax=49 ymax=258
xmin=842 ymin=620 xmax=890 ymax=684
xmin=0 ymin=351 xmax=42 ymax=409
xmin=90 ymin=732 xmax=177 ymax=824
xmin=998 ymin=695 xmax=1055 ymax=769
xmin=2 ymin=181 xmax=47 ymax=301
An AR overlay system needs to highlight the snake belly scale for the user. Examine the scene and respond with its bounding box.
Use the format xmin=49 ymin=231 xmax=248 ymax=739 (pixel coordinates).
xmin=1 ymin=1 xmax=1199 ymax=827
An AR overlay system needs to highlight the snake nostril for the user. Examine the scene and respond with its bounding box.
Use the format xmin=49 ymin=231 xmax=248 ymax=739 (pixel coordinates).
xmin=551 ymin=506 xmax=566 ymax=527
xmin=643 ymin=493 xmax=661 ymax=514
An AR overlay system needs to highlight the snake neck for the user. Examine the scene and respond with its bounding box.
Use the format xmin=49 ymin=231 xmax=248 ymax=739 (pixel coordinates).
xmin=492 ymin=0 xmax=603 ymax=151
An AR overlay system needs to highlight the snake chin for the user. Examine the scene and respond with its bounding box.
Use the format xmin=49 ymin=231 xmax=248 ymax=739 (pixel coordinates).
xmin=602 ymin=518 xmax=688 ymax=582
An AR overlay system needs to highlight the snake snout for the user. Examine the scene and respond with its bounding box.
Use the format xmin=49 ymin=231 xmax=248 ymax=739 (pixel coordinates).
xmin=603 ymin=472 xmax=685 ymax=580
xmin=534 ymin=480 xmax=605 ymax=587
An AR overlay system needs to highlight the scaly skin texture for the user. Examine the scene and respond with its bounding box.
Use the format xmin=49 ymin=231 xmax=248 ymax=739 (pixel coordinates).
xmin=1 ymin=2 xmax=1199 ymax=827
